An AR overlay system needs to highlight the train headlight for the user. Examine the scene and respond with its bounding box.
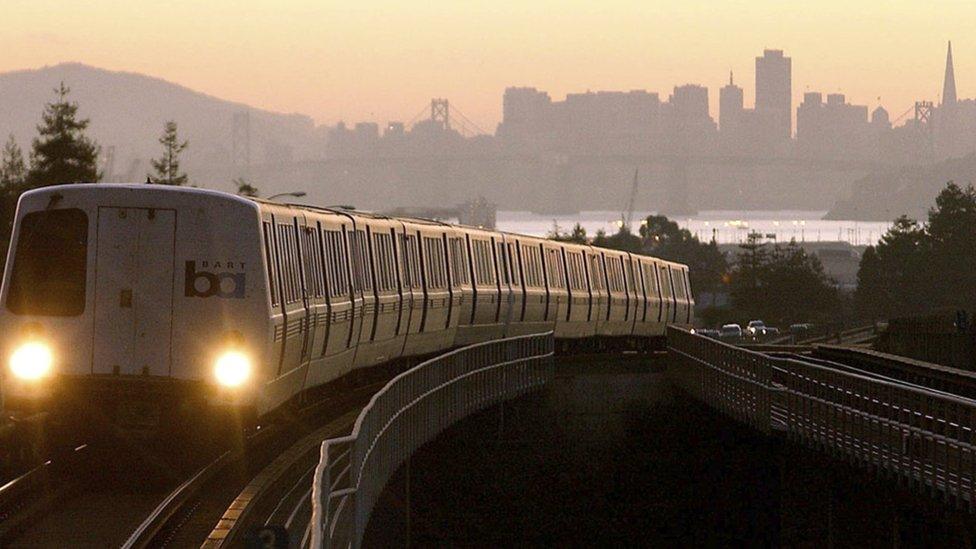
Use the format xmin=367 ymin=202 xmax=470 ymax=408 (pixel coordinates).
xmin=214 ymin=350 xmax=251 ymax=388
xmin=10 ymin=341 xmax=53 ymax=381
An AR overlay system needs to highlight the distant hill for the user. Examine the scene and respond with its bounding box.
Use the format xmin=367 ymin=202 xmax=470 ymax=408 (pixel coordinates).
xmin=0 ymin=63 xmax=324 ymax=183
xmin=825 ymin=154 xmax=976 ymax=222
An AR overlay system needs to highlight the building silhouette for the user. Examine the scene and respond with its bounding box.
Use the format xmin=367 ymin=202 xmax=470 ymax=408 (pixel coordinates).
xmin=719 ymin=71 xmax=744 ymax=134
xmin=943 ymin=41 xmax=957 ymax=106
xmin=755 ymin=49 xmax=792 ymax=142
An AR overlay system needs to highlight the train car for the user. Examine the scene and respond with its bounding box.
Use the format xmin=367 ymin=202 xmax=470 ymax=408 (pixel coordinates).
xmin=0 ymin=184 xmax=692 ymax=430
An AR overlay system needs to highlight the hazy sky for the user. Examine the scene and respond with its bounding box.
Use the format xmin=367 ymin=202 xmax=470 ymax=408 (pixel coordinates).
xmin=3 ymin=0 xmax=974 ymax=130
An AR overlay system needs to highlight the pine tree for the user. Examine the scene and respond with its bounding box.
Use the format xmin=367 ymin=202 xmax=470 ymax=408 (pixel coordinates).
xmin=27 ymin=82 xmax=100 ymax=187
xmin=0 ymin=135 xmax=26 ymax=189
xmin=234 ymin=177 xmax=259 ymax=197
xmin=150 ymin=121 xmax=189 ymax=185
xmin=0 ymin=135 xmax=27 ymax=250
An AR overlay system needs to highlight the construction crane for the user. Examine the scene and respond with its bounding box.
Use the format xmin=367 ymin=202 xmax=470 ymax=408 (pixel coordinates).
xmin=621 ymin=168 xmax=639 ymax=233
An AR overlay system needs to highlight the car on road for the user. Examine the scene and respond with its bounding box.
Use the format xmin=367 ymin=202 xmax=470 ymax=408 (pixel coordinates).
xmin=719 ymin=324 xmax=743 ymax=342
xmin=693 ymin=328 xmax=721 ymax=339
xmin=747 ymin=320 xmax=780 ymax=340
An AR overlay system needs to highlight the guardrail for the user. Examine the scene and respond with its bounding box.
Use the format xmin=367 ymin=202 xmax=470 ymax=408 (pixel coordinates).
xmin=668 ymin=326 xmax=976 ymax=509
xmin=310 ymin=332 xmax=555 ymax=548
xmin=667 ymin=327 xmax=777 ymax=435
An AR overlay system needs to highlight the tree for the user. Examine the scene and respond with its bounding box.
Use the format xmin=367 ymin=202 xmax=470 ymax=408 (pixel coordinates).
xmin=549 ymin=222 xmax=588 ymax=244
xmin=853 ymin=181 xmax=976 ymax=320
xmin=640 ymin=214 xmax=728 ymax=304
xmin=924 ymin=181 xmax=976 ymax=311
xmin=593 ymin=225 xmax=642 ymax=253
xmin=27 ymin=82 xmax=100 ymax=187
xmin=0 ymin=135 xmax=27 ymax=250
xmin=150 ymin=121 xmax=189 ymax=185
xmin=0 ymin=135 xmax=26 ymax=188
xmin=234 ymin=177 xmax=259 ymax=197
xmin=855 ymin=215 xmax=928 ymax=319
xmin=729 ymin=237 xmax=839 ymax=327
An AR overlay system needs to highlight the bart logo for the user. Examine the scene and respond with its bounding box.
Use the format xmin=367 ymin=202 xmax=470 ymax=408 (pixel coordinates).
xmin=185 ymin=261 xmax=246 ymax=298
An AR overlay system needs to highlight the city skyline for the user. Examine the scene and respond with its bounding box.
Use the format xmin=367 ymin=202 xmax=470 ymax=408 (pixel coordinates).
xmin=2 ymin=0 xmax=975 ymax=130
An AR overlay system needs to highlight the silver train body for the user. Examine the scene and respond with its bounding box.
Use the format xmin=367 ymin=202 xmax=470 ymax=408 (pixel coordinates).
xmin=0 ymin=185 xmax=693 ymax=419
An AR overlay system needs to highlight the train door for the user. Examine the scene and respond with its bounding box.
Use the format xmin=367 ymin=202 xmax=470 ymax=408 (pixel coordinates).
xmin=319 ymin=219 xmax=354 ymax=358
xmin=494 ymin=236 xmax=512 ymax=331
xmin=294 ymin=214 xmax=314 ymax=368
xmin=505 ymin=238 xmax=524 ymax=327
xmin=274 ymin=217 xmax=307 ymax=375
xmin=586 ymin=249 xmax=607 ymax=333
xmin=658 ymin=263 xmax=673 ymax=324
xmin=92 ymin=206 xmax=175 ymax=376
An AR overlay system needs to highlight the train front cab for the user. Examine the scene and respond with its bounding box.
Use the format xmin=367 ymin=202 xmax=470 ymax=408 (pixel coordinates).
xmin=0 ymin=185 xmax=268 ymax=424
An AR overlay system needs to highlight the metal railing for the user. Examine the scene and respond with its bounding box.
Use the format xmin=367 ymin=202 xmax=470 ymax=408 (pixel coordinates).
xmin=310 ymin=332 xmax=555 ymax=548
xmin=668 ymin=326 xmax=976 ymax=508
xmin=668 ymin=327 xmax=777 ymax=434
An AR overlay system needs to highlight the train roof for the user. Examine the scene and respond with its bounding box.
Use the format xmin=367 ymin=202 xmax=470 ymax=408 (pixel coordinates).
xmin=28 ymin=184 xmax=686 ymax=268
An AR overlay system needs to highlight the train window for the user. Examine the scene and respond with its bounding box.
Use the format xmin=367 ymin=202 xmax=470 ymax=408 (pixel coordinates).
xmin=302 ymin=227 xmax=324 ymax=298
xmin=507 ymin=243 xmax=521 ymax=287
xmin=400 ymin=233 xmax=422 ymax=290
xmin=263 ymin=222 xmax=279 ymax=306
xmin=626 ymin=260 xmax=637 ymax=294
xmin=643 ymin=263 xmax=659 ymax=298
xmin=544 ymin=247 xmax=565 ymax=289
xmin=673 ymin=268 xmax=686 ymax=300
xmin=397 ymin=234 xmax=410 ymax=288
xmin=7 ymin=209 xmax=88 ymax=316
xmin=423 ymin=236 xmax=447 ymax=289
xmin=322 ymin=229 xmax=350 ymax=299
xmin=588 ymin=254 xmax=605 ymax=291
xmin=567 ymin=252 xmax=586 ymax=291
xmin=472 ymin=239 xmax=495 ymax=286
xmin=372 ymin=232 xmax=397 ymax=292
xmin=659 ymin=266 xmax=672 ymax=299
xmin=448 ymin=237 xmax=469 ymax=286
xmin=289 ymin=225 xmax=302 ymax=302
xmin=607 ymin=257 xmax=625 ymax=293
xmin=349 ymin=229 xmax=372 ymax=292
xmin=521 ymin=244 xmax=543 ymax=288
xmin=496 ymin=241 xmax=509 ymax=285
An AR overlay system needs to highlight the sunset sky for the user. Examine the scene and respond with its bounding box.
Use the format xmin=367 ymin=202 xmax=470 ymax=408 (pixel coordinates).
xmin=2 ymin=0 xmax=974 ymax=130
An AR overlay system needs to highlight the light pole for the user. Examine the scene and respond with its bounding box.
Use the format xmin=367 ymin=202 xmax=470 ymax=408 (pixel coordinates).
xmin=266 ymin=191 xmax=306 ymax=201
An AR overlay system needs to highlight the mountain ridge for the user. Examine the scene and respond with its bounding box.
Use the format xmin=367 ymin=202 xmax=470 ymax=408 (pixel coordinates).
xmin=0 ymin=62 xmax=325 ymax=181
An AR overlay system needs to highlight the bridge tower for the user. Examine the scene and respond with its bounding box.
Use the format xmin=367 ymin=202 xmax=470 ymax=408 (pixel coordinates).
xmin=913 ymin=100 xmax=935 ymax=157
xmin=431 ymin=98 xmax=450 ymax=130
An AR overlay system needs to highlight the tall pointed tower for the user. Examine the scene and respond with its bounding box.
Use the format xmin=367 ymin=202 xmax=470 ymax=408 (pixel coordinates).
xmin=943 ymin=41 xmax=957 ymax=106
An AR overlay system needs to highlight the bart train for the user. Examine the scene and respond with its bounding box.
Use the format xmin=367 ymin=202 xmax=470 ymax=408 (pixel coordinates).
xmin=0 ymin=185 xmax=692 ymax=425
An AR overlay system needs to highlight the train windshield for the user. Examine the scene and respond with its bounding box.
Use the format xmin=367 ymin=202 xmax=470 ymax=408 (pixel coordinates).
xmin=7 ymin=208 xmax=89 ymax=316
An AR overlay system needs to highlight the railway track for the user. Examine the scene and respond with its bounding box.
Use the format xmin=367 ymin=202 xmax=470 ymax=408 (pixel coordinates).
xmin=795 ymin=324 xmax=878 ymax=346
xmin=0 ymin=367 xmax=396 ymax=548
xmin=121 ymin=376 xmax=388 ymax=549
xmin=811 ymin=345 xmax=976 ymax=400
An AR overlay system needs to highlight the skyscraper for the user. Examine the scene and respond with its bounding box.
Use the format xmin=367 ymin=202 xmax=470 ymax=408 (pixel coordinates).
xmin=755 ymin=49 xmax=792 ymax=139
xmin=719 ymin=71 xmax=744 ymax=134
xmin=943 ymin=41 xmax=957 ymax=106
